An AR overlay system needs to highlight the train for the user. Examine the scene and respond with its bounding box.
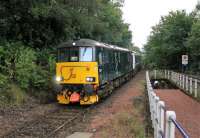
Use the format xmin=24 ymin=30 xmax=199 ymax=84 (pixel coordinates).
xmin=55 ymin=39 xmax=141 ymax=105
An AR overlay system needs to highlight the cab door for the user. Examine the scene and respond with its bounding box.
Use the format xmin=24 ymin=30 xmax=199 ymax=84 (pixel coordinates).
xmin=96 ymin=47 xmax=106 ymax=85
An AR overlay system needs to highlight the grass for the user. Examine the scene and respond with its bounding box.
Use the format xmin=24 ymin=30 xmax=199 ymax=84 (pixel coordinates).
xmin=100 ymin=111 xmax=145 ymax=138
xmin=99 ymin=80 xmax=151 ymax=138
xmin=0 ymin=84 xmax=27 ymax=107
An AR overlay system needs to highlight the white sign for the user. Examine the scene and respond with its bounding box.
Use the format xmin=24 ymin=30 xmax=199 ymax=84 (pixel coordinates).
xmin=182 ymin=55 xmax=188 ymax=65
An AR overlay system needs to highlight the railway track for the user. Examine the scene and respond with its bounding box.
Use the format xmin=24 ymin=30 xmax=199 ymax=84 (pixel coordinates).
xmin=3 ymin=105 xmax=90 ymax=138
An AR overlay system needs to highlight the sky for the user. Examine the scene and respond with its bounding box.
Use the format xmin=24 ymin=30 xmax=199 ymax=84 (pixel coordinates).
xmin=122 ymin=0 xmax=199 ymax=49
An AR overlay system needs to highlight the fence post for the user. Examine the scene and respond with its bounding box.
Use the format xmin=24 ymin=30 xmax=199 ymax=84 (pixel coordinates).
xmin=177 ymin=73 xmax=179 ymax=84
xmin=150 ymin=90 xmax=154 ymax=121
xmin=182 ymin=74 xmax=183 ymax=88
xmin=182 ymin=74 xmax=184 ymax=89
xmin=175 ymin=73 xmax=177 ymax=84
xmin=177 ymin=73 xmax=179 ymax=85
xmin=154 ymin=70 xmax=157 ymax=79
xmin=155 ymin=96 xmax=160 ymax=138
xmin=151 ymin=93 xmax=156 ymax=123
xmin=158 ymin=101 xmax=165 ymax=137
xmin=168 ymin=71 xmax=170 ymax=79
xmin=165 ymin=70 xmax=167 ymax=79
xmin=173 ymin=72 xmax=175 ymax=82
xmin=186 ymin=76 xmax=188 ymax=92
xmin=171 ymin=72 xmax=174 ymax=82
xmin=179 ymin=74 xmax=182 ymax=88
xmin=195 ymin=79 xmax=198 ymax=98
xmin=183 ymin=75 xmax=185 ymax=89
xmin=165 ymin=111 xmax=176 ymax=138
xmin=152 ymin=93 xmax=156 ymax=126
xmin=190 ymin=78 xmax=193 ymax=95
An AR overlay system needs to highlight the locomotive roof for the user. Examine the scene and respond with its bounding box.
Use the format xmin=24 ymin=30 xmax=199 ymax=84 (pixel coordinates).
xmin=58 ymin=39 xmax=133 ymax=52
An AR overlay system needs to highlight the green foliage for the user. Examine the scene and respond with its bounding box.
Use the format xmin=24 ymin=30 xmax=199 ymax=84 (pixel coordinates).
xmin=7 ymin=84 xmax=27 ymax=105
xmin=0 ymin=0 xmax=131 ymax=105
xmin=0 ymin=73 xmax=8 ymax=88
xmin=15 ymin=46 xmax=37 ymax=89
xmin=0 ymin=84 xmax=27 ymax=106
xmin=144 ymin=4 xmax=200 ymax=73
xmin=144 ymin=10 xmax=194 ymax=70
xmin=0 ymin=0 xmax=131 ymax=49
xmin=0 ymin=41 xmax=56 ymax=104
xmin=186 ymin=21 xmax=200 ymax=72
xmin=131 ymin=46 xmax=141 ymax=54
xmin=0 ymin=42 xmax=36 ymax=89
xmin=0 ymin=43 xmax=50 ymax=86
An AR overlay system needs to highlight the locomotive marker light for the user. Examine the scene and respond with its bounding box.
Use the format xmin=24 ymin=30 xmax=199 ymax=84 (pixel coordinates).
xmin=56 ymin=76 xmax=64 ymax=82
xmin=86 ymin=77 xmax=95 ymax=82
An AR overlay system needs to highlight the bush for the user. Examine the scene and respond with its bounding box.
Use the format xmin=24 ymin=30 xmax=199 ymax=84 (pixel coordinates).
xmin=30 ymin=66 xmax=49 ymax=89
xmin=0 ymin=41 xmax=56 ymax=105
xmin=0 ymin=73 xmax=8 ymax=88
xmin=0 ymin=84 xmax=26 ymax=106
xmin=15 ymin=46 xmax=37 ymax=89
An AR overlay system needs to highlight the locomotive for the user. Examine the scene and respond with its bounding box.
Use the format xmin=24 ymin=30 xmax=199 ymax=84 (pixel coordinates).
xmin=55 ymin=39 xmax=140 ymax=105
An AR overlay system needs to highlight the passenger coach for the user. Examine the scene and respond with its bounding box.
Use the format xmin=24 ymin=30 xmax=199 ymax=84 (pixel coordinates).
xmin=55 ymin=39 xmax=139 ymax=105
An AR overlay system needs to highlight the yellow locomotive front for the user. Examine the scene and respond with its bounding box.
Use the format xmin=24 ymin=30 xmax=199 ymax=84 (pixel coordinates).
xmin=55 ymin=42 xmax=99 ymax=105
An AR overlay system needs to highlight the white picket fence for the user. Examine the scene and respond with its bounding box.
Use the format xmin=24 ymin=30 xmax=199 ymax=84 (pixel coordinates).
xmin=146 ymin=71 xmax=189 ymax=138
xmin=150 ymin=70 xmax=200 ymax=100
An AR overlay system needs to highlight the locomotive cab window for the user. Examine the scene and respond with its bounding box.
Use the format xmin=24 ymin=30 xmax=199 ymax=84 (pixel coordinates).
xmin=57 ymin=47 xmax=94 ymax=62
xmin=80 ymin=47 xmax=93 ymax=61
xmin=70 ymin=47 xmax=79 ymax=61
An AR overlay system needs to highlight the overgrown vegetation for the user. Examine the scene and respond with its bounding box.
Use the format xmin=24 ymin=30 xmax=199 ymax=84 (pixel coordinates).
xmin=100 ymin=84 xmax=149 ymax=138
xmin=144 ymin=3 xmax=200 ymax=74
xmin=100 ymin=111 xmax=145 ymax=138
xmin=0 ymin=0 xmax=133 ymax=105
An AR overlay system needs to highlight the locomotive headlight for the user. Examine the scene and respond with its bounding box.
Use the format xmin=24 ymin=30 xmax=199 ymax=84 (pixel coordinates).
xmin=86 ymin=77 xmax=95 ymax=82
xmin=56 ymin=76 xmax=63 ymax=82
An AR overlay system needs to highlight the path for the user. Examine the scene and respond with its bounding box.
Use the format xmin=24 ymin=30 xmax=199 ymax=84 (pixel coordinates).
xmin=87 ymin=71 xmax=146 ymax=138
xmin=155 ymin=89 xmax=200 ymax=138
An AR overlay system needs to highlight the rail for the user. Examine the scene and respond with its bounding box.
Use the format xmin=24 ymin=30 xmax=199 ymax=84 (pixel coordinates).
xmin=146 ymin=71 xmax=190 ymax=138
xmin=171 ymin=119 xmax=189 ymax=138
xmin=149 ymin=70 xmax=200 ymax=100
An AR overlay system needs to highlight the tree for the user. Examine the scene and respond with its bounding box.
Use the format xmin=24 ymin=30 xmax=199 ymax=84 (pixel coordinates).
xmin=144 ymin=10 xmax=194 ymax=70
xmin=186 ymin=21 xmax=200 ymax=72
xmin=0 ymin=0 xmax=133 ymax=104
